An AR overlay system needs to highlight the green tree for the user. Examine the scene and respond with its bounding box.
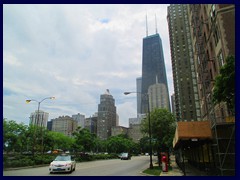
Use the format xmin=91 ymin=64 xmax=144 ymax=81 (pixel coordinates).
xmin=106 ymin=134 xmax=135 ymax=153
xmin=141 ymin=108 xmax=176 ymax=153
xmin=72 ymin=127 xmax=95 ymax=152
xmin=213 ymin=55 xmax=235 ymax=115
xmin=43 ymin=131 xmax=74 ymax=152
xmin=3 ymin=119 xmax=28 ymax=154
xmin=139 ymin=136 xmax=150 ymax=153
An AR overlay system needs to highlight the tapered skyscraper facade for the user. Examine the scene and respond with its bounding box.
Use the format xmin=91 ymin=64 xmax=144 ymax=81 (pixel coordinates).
xmin=141 ymin=33 xmax=170 ymax=113
xmin=97 ymin=89 xmax=116 ymax=140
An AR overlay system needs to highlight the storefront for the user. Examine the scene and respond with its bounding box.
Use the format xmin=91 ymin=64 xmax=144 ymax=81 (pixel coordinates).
xmin=173 ymin=121 xmax=213 ymax=175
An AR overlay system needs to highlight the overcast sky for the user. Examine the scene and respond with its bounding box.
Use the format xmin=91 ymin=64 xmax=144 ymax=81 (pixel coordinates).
xmin=3 ymin=4 xmax=173 ymax=127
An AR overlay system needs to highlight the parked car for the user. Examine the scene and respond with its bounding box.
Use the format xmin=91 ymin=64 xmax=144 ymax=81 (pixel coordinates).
xmin=120 ymin=153 xmax=131 ymax=160
xmin=49 ymin=154 xmax=76 ymax=173
xmin=118 ymin=153 xmax=123 ymax=158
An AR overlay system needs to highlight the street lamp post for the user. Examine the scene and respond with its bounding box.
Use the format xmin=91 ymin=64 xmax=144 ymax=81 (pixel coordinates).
xmin=124 ymin=92 xmax=153 ymax=169
xmin=26 ymin=97 xmax=55 ymax=155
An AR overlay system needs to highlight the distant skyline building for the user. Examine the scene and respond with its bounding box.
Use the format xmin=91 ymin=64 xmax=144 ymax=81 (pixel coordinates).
xmin=128 ymin=124 xmax=143 ymax=143
xmin=129 ymin=117 xmax=140 ymax=126
xmin=51 ymin=116 xmax=78 ymax=137
xmin=141 ymin=32 xmax=170 ymax=113
xmin=171 ymin=94 xmax=175 ymax=114
xmin=85 ymin=116 xmax=97 ymax=134
xmin=72 ymin=113 xmax=85 ymax=128
xmin=116 ymin=114 xmax=119 ymax=126
xmin=47 ymin=120 xmax=52 ymax=131
xmin=148 ymin=76 xmax=170 ymax=111
xmin=136 ymin=77 xmax=142 ymax=115
xmin=29 ymin=110 xmax=49 ymax=127
xmin=97 ymin=89 xmax=117 ymax=140
xmin=111 ymin=126 xmax=128 ymax=137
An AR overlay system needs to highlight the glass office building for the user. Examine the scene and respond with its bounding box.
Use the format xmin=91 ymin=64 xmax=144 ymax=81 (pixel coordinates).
xmin=141 ymin=33 xmax=170 ymax=113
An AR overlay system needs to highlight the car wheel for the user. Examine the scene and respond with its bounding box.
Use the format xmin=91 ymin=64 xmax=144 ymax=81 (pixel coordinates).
xmin=69 ymin=166 xmax=73 ymax=173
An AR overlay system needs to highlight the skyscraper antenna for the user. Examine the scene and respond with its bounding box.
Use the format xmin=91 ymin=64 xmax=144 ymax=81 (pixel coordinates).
xmin=155 ymin=13 xmax=158 ymax=34
xmin=146 ymin=13 xmax=148 ymax=37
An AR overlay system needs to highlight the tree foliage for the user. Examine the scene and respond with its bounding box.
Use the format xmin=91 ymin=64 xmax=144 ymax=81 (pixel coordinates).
xmin=212 ymin=55 xmax=235 ymax=114
xmin=139 ymin=136 xmax=150 ymax=153
xmin=44 ymin=130 xmax=74 ymax=152
xmin=3 ymin=119 xmax=28 ymax=154
xmin=72 ymin=127 xmax=96 ymax=152
xmin=3 ymin=119 xmax=74 ymax=154
xmin=141 ymin=108 xmax=176 ymax=151
xmin=106 ymin=134 xmax=137 ymax=153
xmin=3 ymin=119 xmax=140 ymax=156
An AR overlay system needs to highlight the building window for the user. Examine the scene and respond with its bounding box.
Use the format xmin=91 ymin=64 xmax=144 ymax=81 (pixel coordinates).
xmin=190 ymin=111 xmax=193 ymax=119
xmin=213 ymin=61 xmax=217 ymax=72
xmin=213 ymin=24 xmax=220 ymax=46
xmin=210 ymin=4 xmax=216 ymax=23
xmin=210 ymin=68 xmax=213 ymax=80
xmin=218 ymin=50 xmax=224 ymax=67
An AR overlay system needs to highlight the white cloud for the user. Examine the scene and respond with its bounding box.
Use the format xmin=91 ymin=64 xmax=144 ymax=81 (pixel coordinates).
xmin=117 ymin=101 xmax=137 ymax=127
xmin=3 ymin=53 xmax=22 ymax=66
xmin=3 ymin=4 xmax=173 ymax=127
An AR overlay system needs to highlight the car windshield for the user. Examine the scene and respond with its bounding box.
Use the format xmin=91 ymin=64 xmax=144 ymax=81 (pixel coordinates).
xmin=54 ymin=155 xmax=71 ymax=161
xmin=122 ymin=153 xmax=128 ymax=157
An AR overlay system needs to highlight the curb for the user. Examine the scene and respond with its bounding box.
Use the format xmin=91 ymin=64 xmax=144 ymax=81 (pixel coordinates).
xmin=3 ymin=164 xmax=49 ymax=171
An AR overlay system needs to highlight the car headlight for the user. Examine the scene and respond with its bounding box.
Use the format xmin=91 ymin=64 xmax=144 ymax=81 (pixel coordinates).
xmin=65 ymin=163 xmax=72 ymax=166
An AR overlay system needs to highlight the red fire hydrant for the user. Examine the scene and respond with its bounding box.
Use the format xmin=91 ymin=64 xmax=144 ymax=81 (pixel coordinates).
xmin=161 ymin=155 xmax=168 ymax=172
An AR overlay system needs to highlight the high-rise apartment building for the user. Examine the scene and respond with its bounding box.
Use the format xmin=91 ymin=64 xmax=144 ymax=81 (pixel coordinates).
xmin=171 ymin=4 xmax=235 ymax=176
xmin=97 ymin=89 xmax=117 ymax=140
xmin=29 ymin=110 xmax=49 ymax=127
xmin=188 ymin=4 xmax=235 ymax=176
xmin=141 ymin=33 xmax=170 ymax=113
xmin=167 ymin=4 xmax=201 ymax=121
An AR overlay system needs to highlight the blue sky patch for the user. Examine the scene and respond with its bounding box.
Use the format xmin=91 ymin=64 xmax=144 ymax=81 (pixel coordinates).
xmin=3 ymin=88 xmax=15 ymax=96
xmin=99 ymin=18 xmax=110 ymax=24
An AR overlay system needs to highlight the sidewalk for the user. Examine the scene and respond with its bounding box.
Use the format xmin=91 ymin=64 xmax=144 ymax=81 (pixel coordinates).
xmin=160 ymin=155 xmax=183 ymax=176
xmin=184 ymin=162 xmax=210 ymax=176
xmin=159 ymin=155 xmax=210 ymax=176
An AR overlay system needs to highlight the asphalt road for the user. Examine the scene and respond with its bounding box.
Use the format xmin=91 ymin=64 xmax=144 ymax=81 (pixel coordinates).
xmin=3 ymin=155 xmax=155 ymax=176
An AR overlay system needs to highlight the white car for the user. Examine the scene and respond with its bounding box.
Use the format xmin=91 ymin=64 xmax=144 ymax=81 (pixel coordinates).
xmin=49 ymin=154 xmax=76 ymax=173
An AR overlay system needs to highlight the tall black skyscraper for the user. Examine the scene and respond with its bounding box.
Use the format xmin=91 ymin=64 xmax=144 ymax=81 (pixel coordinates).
xmin=141 ymin=33 xmax=170 ymax=113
